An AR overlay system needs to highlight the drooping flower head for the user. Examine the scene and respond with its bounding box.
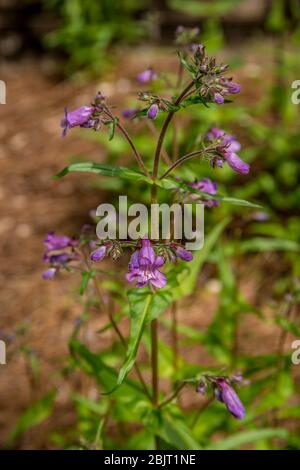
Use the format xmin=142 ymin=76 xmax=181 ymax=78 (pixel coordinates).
xmin=214 ymin=378 xmax=245 ymax=420
xmin=126 ymin=238 xmax=166 ymax=289
xmin=60 ymin=106 xmax=96 ymax=137
xmin=207 ymin=127 xmax=249 ymax=175
xmin=197 ymin=374 xmax=246 ymax=420
xmin=170 ymin=243 xmax=193 ymax=262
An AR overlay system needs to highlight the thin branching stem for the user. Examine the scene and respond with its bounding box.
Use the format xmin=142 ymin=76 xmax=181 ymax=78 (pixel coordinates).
xmin=152 ymin=81 xmax=195 ymax=179
xmin=160 ymin=149 xmax=206 ymax=179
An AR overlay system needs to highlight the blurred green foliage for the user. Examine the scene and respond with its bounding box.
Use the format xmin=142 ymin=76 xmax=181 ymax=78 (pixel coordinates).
xmin=45 ymin=0 xmax=149 ymax=76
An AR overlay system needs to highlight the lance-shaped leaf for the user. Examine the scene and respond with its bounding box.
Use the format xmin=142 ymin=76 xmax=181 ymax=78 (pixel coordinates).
xmin=117 ymin=288 xmax=173 ymax=386
xmin=54 ymin=161 xmax=260 ymax=208
xmin=157 ymin=177 xmax=262 ymax=209
xmin=54 ymin=162 xmax=152 ymax=184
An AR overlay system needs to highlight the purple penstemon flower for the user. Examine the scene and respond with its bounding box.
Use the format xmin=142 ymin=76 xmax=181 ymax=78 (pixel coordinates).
xmin=214 ymin=378 xmax=245 ymax=420
xmin=190 ymin=178 xmax=219 ymax=207
xmin=207 ymin=127 xmax=249 ymax=175
xmin=212 ymin=78 xmax=241 ymax=105
xmin=126 ymin=239 xmax=166 ymax=289
xmin=44 ymin=232 xmax=77 ymax=251
xmin=60 ymin=106 xmax=96 ymax=137
xmin=170 ymin=243 xmax=193 ymax=261
xmin=136 ymin=68 xmax=157 ymax=83
xmin=90 ymin=245 xmax=107 ymax=262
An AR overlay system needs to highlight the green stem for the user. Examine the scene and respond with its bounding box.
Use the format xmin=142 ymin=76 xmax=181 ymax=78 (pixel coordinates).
xmin=151 ymin=318 xmax=159 ymax=406
xmin=152 ymin=81 xmax=194 ymax=179
xmin=160 ymin=149 xmax=206 ymax=179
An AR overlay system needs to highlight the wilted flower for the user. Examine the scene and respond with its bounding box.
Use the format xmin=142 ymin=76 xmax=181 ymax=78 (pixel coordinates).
xmin=126 ymin=238 xmax=166 ymax=288
xmin=147 ymin=103 xmax=159 ymax=120
xmin=137 ymin=68 xmax=157 ymax=83
xmin=60 ymin=106 xmax=96 ymax=137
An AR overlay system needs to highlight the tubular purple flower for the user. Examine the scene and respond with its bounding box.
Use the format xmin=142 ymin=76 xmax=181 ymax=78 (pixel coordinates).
xmin=191 ymin=178 xmax=218 ymax=195
xmin=44 ymin=232 xmax=77 ymax=251
xmin=227 ymin=81 xmax=241 ymax=94
xmin=147 ymin=103 xmax=159 ymax=120
xmin=126 ymin=239 xmax=167 ymax=289
xmin=207 ymin=127 xmax=249 ymax=175
xmin=90 ymin=245 xmax=107 ymax=262
xmin=190 ymin=178 xmax=219 ymax=207
xmin=216 ymin=379 xmax=245 ymax=420
xmin=225 ymin=152 xmax=250 ymax=175
xmin=60 ymin=106 xmax=96 ymax=137
xmin=136 ymin=68 xmax=157 ymax=83
xmin=171 ymin=243 xmax=193 ymax=262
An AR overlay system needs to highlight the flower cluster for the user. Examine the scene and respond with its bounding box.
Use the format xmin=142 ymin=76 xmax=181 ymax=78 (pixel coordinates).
xmin=42 ymin=232 xmax=78 ymax=279
xmin=191 ymin=44 xmax=241 ymax=105
xmin=207 ymin=127 xmax=250 ymax=174
xmin=137 ymin=91 xmax=172 ymax=120
xmin=196 ymin=373 xmax=246 ymax=420
xmin=126 ymin=238 xmax=166 ymax=288
xmin=60 ymin=92 xmax=111 ymax=137
xmin=90 ymin=238 xmax=193 ymax=289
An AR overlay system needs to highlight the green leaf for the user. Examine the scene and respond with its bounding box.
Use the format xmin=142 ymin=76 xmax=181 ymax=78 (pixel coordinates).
xmin=206 ymin=428 xmax=288 ymax=450
xmin=157 ymin=177 xmax=262 ymax=209
xmin=54 ymin=162 xmax=151 ymax=184
xmin=79 ymin=270 xmax=95 ymax=295
xmin=69 ymin=338 xmax=145 ymax=398
xmin=107 ymin=119 xmax=116 ymax=141
xmin=276 ymin=315 xmax=300 ymax=337
xmin=117 ymin=288 xmax=173 ymax=385
xmin=6 ymin=390 xmax=56 ymax=447
xmin=177 ymin=51 xmax=196 ymax=76
xmin=54 ymin=162 xmax=260 ymax=209
xmin=180 ymin=94 xmax=211 ymax=109
xmin=157 ymin=411 xmax=201 ymax=450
